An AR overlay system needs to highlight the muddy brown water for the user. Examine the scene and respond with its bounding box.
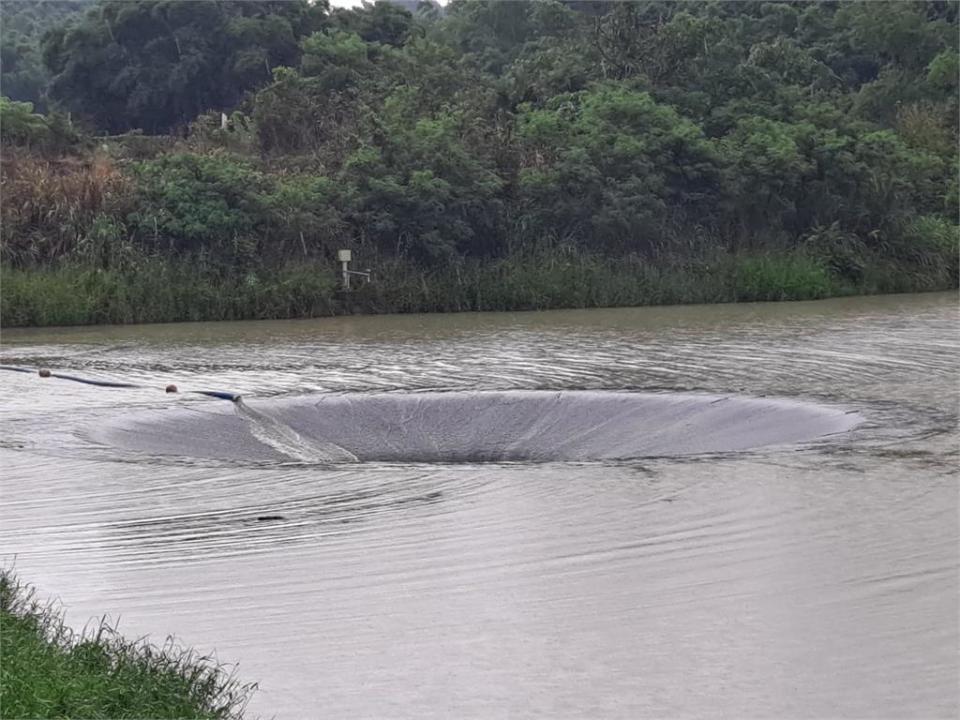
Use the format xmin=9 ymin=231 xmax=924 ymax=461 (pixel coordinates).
xmin=1 ymin=292 xmax=957 ymax=719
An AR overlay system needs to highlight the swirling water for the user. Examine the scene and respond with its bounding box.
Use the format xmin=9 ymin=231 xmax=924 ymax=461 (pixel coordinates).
xmin=1 ymin=292 xmax=957 ymax=719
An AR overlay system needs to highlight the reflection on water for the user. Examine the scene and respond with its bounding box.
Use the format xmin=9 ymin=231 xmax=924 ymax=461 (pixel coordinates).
xmin=1 ymin=292 xmax=957 ymax=719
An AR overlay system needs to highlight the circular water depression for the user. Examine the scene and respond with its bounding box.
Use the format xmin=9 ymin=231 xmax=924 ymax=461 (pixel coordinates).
xmin=88 ymin=391 xmax=863 ymax=464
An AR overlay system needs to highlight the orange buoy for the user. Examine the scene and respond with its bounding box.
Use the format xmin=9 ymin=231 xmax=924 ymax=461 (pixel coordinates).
xmin=165 ymin=384 xmax=178 ymax=393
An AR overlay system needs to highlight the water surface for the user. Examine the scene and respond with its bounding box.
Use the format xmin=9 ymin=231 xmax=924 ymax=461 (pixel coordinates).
xmin=1 ymin=293 xmax=957 ymax=718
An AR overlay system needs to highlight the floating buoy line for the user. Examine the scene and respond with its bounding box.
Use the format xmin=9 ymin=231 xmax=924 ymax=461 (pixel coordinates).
xmin=0 ymin=365 xmax=242 ymax=402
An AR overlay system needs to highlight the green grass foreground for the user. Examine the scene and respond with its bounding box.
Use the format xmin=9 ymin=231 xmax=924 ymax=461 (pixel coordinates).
xmin=2 ymin=247 xmax=956 ymax=327
xmin=0 ymin=569 xmax=255 ymax=719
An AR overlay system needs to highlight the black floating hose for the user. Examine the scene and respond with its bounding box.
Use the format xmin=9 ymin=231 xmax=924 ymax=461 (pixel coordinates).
xmin=191 ymin=390 xmax=243 ymax=402
xmin=0 ymin=364 xmax=240 ymax=401
xmin=49 ymin=372 xmax=141 ymax=389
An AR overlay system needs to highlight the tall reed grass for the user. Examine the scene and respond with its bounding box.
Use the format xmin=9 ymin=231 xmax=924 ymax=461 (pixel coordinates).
xmin=2 ymin=260 xmax=337 ymax=326
xmin=0 ymin=152 xmax=135 ymax=266
xmin=7 ymin=247 xmax=952 ymax=328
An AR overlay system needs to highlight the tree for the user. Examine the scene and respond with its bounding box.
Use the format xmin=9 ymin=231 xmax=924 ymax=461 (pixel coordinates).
xmin=42 ymin=0 xmax=327 ymax=133
xmin=340 ymin=95 xmax=505 ymax=263
xmin=516 ymin=85 xmax=726 ymax=253
xmin=0 ymin=97 xmax=50 ymax=146
xmin=128 ymin=153 xmax=270 ymax=262
xmin=720 ymin=117 xmax=813 ymax=242
xmin=0 ymin=0 xmax=90 ymax=109
xmin=331 ymin=1 xmax=414 ymax=47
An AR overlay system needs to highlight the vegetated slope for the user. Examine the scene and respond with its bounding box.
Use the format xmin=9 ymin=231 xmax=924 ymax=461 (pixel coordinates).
xmin=1 ymin=1 xmax=957 ymax=326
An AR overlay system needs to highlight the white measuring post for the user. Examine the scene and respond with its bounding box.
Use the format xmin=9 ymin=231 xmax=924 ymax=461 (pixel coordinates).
xmin=338 ymin=249 xmax=352 ymax=289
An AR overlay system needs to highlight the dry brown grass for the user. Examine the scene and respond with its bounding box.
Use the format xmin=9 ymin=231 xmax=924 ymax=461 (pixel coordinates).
xmin=894 ymin=101 xmax=956 ymax=157
xmin=0 ymin=150 xmax=136 ymax=265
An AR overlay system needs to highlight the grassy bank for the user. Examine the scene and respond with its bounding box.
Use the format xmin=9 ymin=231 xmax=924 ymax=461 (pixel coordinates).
xmin=1 ymin=259 xmax=339 ymax=327
xmin=2 ymin=248 xmax=956 ymax=328
xmin=0 ymin=569 xmax=255 ymax=719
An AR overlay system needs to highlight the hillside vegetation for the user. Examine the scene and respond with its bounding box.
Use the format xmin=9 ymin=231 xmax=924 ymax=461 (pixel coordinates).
xmin=1 ymin=0 xmax=957 ymax=326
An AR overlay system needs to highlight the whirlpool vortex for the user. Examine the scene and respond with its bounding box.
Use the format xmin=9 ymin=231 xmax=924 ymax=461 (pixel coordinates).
xmin=87 ymin=390 xmax=863 ymax=464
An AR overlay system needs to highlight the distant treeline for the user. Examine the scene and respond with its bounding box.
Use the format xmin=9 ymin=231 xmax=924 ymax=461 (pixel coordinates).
xmin=1 ymin=1 xmax=957 ymax=326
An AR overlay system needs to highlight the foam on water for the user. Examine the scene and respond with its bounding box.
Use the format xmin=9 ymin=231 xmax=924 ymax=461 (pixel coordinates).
xmin=234 ymin=399 xmax=358 ymax=464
